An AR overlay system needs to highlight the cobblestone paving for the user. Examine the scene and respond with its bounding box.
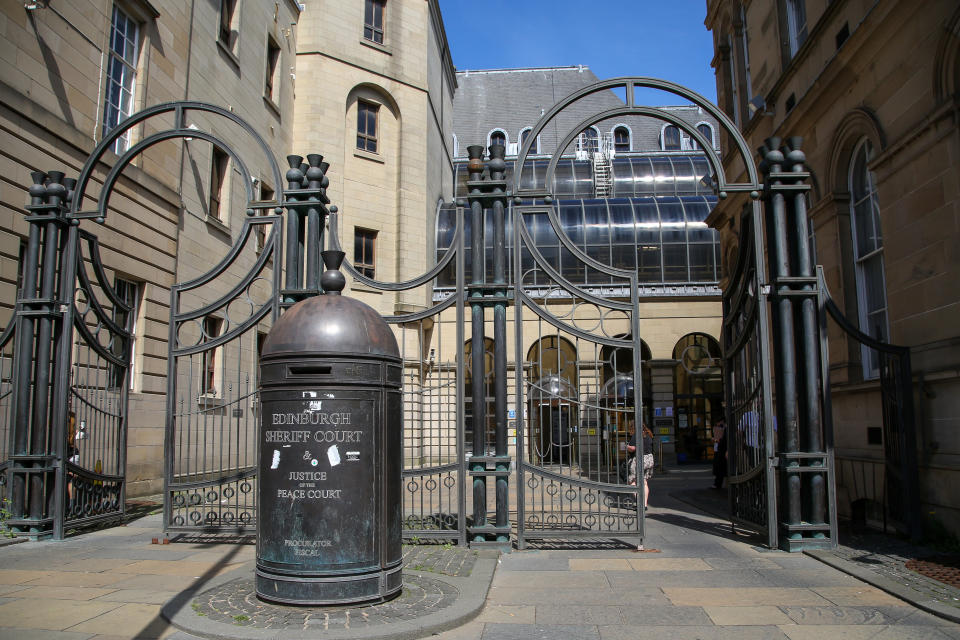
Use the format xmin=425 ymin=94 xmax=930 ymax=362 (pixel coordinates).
xmin=193 ymin=574 xmax=458 ymax=630
xmin=830 ymin=531 xmax=960 ymax=612
xmin=402 ymin=544 xmax=477 ymax=577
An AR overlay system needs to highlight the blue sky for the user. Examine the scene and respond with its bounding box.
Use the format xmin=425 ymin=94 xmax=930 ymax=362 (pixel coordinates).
xmin=437 ymin=0 xmax=718 ymax=105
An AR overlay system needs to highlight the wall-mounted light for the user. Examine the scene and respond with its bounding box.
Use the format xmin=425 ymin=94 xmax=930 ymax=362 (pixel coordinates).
xmin=183 ymin=123 xmax=199 ymax=142
xmin=748 ymin=95 xmax=773 ymax=118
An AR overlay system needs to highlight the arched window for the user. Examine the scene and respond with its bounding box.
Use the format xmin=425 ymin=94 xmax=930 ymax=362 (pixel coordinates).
xmin=613 ymin=126 xmax=630 ymax=152
xmin=581 ymin=127 xmax=599 ymax=153
xmin=519 ymin=127 xmax=538 ymax=154
xmin=526 ymin=336 xmax=578 ymax=466
xmin=696 ymin=123 xmax=714 ymax=149
xmin=672 ymin=333 xmax=723 ymax=463
xmin=452 ymin=133 xmax=459 ymax=158
xmin=489 ymin=129 xmax=507 ymax=149
xmin=848 ymin=139 xmax=888 ymax=378
xmin=661 ymin=125 xmax=681 ymax=151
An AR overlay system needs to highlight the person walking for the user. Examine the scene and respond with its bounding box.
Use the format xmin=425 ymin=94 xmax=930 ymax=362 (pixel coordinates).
xmin=627 ymin=421 xmax=654 ymax=509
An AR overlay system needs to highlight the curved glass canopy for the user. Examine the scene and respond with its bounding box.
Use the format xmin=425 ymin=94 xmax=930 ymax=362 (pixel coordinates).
xmin=453 ymin=154 xmax=715 ymax=199
xmin=435 ymin=195 xmax=720 ymax=288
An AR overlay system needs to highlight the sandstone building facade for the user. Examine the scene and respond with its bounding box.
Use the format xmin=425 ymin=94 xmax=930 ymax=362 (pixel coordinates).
xmin=705 ymin=0 xmax=960 ymax=535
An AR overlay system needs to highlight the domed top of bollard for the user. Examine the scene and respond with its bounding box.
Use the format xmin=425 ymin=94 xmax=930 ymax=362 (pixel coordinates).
xmin=263 ymin=295 xmax=400 ymax=359
xmin=262 ymin=252 xmax=399 ymax=360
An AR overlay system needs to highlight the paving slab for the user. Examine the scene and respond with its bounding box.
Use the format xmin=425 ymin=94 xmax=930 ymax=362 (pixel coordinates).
xmin=491 ymin=569 xmax=610 ymax=589
xmin=478 ymin=623 xmax=600 ymax=640
xmin=598 ymin=624 xmax=791 ymax=639
xmin=663 ymin=587 xmax=833 ymax=607
xmin=60 ymin=559 xmax=140 ymax=573
xmin=0 ymin=629 xmax=96 ymax=640
xmin=703 ymin=605 xmax=794 ymax=626
xmin=567 ymin=558 xmax=632 ymax=571
xmin=619 ymin=604 xmax=713 ymax=625
xmin=813 ymin=586 xmax=909 ymax=606
xmin=65 ymin=603 xmax=170 ymax=638
xmin=702 ymin=556 xmax=782 ymax=570
xmin=94 ymin=589 xmax=182 ymax=605
xmin=474 ymin=604 xmax=536 ymax=624
xmin=0 ymin=598 xmax=122 ymax=631
xmin=0 ymin=569 xmax=53 ymax=584
xmin=757 ymin=568 xmax=867 ymax=587
xmin=627 ymin=557 xmax=712 ymax=571
xmin=607 ymin=568 xmax=771 ymax=588
xmin=486 ymin=585 xmax=671 ymax=606
xmin=22 ymin=572 xmax=138 ymax=588
xmin=781 ymin=605 xmax=903 ymax=625
xmin=781 ymin=625 xmax=957 ymax=639
xmin=10 ymin=586 xmax=119 ymax=601
xmin=534 ymin=604 xmax=623 ymax=625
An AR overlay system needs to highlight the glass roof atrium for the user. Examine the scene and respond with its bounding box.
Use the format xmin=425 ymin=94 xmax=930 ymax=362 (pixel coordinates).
xmin=436 ymin=153 xmax=720 ymax=293
xmin=436 ymin=195 xmax=719 ymax=289
xmin=453 ymin=154 xmax=716 ymax=199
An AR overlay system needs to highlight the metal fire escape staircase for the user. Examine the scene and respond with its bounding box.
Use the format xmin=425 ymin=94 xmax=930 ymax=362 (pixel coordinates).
xmin=578 ymin=132 xmax=615 ymax=198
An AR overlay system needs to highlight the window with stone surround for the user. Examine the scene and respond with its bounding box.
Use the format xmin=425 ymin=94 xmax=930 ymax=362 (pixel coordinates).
xmin=209 ymin=146 xmax=230 ymax=221
xmin=520 ymin=128 xmax=539 ymax=155
xmin=354 ymin=228 xmax=377 ymax=279
xmin=219 ymin=0 xmax=238 ymax=48
xmin=661 ymin=125 xmax=681 ymax=151
xmin=357 ymin=100 xmax=379 ymax=153
xmin=265 ymin=35 xmax=281 ymax=103
xmin=364 ymin=0 xmax=385 ymax=45
xmin=785 ymin=0 xmax=807 ymax=57
xmin=848 ymin=138 xmax=888 ymax=379
xmin=614 ymin=126 xmax=630 ymax=153
xmin=110 ymin=277 xmax=142 ymax=390
xmin=201 ymin=316 xmax=223 ymax=396
xmin=102 ymin=4 xmax=140 ymax=154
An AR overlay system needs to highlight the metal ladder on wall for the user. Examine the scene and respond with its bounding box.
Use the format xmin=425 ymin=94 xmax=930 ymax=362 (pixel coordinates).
xmin=593 ymin=151 xmax=613 ymax=197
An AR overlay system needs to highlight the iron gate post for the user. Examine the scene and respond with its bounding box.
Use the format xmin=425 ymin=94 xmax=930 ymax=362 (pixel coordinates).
xmin=783 ymin=139 xmax=827 ymax=532
xmin=8 ymin=170 xmax=76 ymax=538
xmin=489 ymin=144 xmax=510 ymax=545
xmin=463 ymin=144 xmax=512 ymax=548
xmin=466 ymin=145 xmax=487 ymax=542
xmin=761 ymin=137 xmax=835 ymax=550
xmin=281 ymin=154 xmax=332 ymax=305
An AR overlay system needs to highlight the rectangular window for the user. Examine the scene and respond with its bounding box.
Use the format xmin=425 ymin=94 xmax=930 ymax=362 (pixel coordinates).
xmin=110 ymin=277 xmax=141 ymax=390
xmin=354 ymin=228 xmax=377 ymax=279
xmin=265 ymin=36 xmax=281 ymax=101
xmin=255 ymin=182 xmax=274 ymax=253
xmin=209 ymin=146 xmax=229 ymax=221
xmin=357 ymin=100 xmax=379 ymax=153
xmin=364 ymin=0 xmax=385 ymax=44
xmin=201 ymin=316 xmax=222 ymax=395
xmin=786 ymin=0 xmax=807 ymax=57
xmin=102 ymin=5 xmax=140 ymax=154
xmin=219 ymin=0 xmax=237 ymax=44
xmin=16 ymin=241 xmax=27 ymax=296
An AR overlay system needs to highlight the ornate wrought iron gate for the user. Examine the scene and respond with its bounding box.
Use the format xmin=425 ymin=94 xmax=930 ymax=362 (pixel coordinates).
xmin=2 ymin=170 xmax=134 ymax=539
xmin=722 ymin=206 xmax=778 ymax=547
xmin=817 ymin=266 xmax=920 ymax=541
xmin=165 ymin=215 xmax=283 ymax=532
